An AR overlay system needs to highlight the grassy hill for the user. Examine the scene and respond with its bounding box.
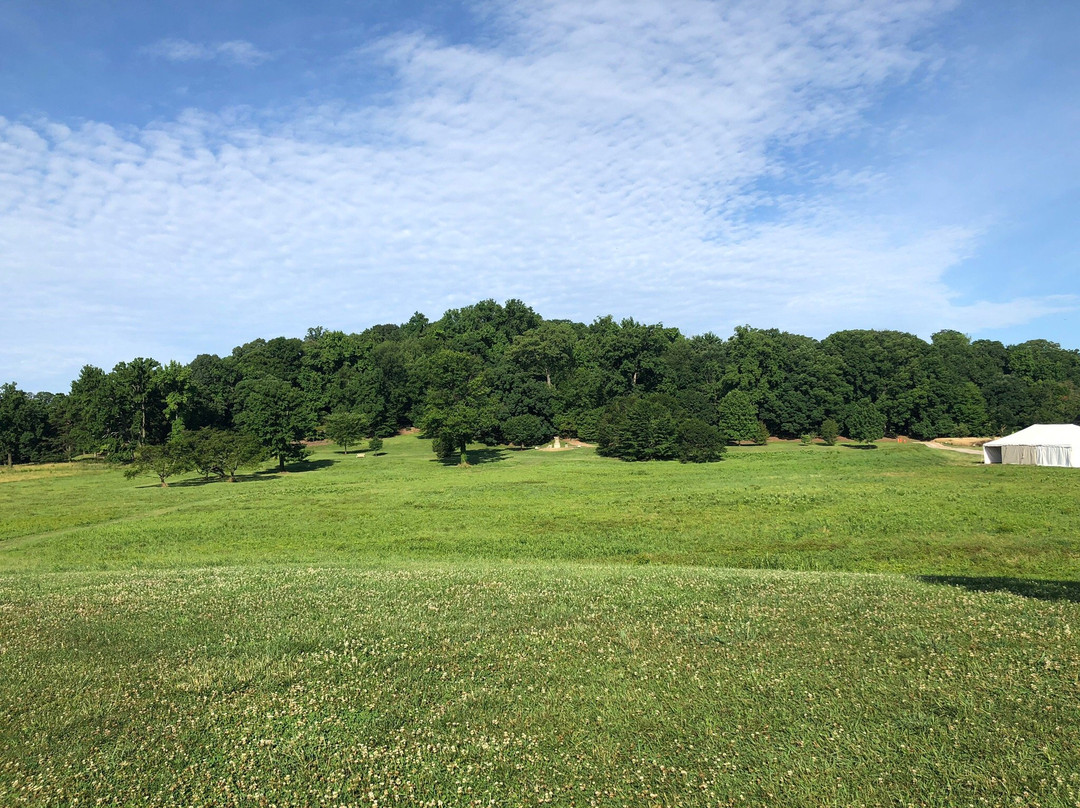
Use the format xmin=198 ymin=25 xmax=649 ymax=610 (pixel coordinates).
xmin=1 ymin=439 xmax=1079 ymax=805
xmin=3 ymin=437 xmax=1079 ymax=578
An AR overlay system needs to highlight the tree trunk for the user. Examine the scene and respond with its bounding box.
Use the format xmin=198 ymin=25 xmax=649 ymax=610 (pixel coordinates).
xmin=545 ymin=370 xmax=552 ymax=388
xmin=278 ymin=454 xmax=286 ymax=472
xmin=5 ymin=451 xmax=11 ymax=467
xmin=459 ymin=443 xmax=469 ymax=466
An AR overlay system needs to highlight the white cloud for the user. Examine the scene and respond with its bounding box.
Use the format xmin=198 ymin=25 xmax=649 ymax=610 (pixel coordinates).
xmin=141 ymin=38 xmax=272 ymax=67
xmin=1 ymin=0 xmax=1071 ymax=391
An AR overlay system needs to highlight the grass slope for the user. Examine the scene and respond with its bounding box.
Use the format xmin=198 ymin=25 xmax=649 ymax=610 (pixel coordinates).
xmin=2 ymin=566 xmax=1078 ymax=806
xmin=2 ymin=437 xmax=1079 ymax=578
xmin=2 ymin=439 xmax=1079 ymax=805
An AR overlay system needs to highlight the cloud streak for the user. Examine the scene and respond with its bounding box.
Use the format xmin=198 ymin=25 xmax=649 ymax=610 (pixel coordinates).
xmin=141 ymin=38 xmax=272 ymax=67
xmin=1 ymin=0 xmax=1070 ymax=391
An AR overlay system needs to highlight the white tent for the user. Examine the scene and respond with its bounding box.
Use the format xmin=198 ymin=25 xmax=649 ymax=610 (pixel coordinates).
xmin=982 ymin=424 xmax=1080 ymax=467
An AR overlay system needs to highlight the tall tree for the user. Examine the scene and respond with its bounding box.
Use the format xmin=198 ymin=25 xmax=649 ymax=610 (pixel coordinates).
xmin=235 ymin=377 xmax=314 ymax=471
xmin=417 ymin=350 xmax=499 ymax=465
xmin=112 ymin=357 xmax=164 ymax=446
xmin=506 ymin=321 xmax=577 ymax=388
xmin=0 ymin=383 xmax=32 ymax=466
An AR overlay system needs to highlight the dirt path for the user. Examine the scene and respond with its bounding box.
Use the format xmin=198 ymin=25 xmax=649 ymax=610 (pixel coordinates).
xmin=921 ymin=441 xmax=983 ymax=456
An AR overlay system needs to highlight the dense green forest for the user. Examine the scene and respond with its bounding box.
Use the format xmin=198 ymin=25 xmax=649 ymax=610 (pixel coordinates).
xmin=3 ymin=299 xmax=1080 ymax=467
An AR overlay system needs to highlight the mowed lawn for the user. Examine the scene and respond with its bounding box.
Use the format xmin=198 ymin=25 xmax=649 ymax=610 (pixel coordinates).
xmin=1 ymin=439 xmax=1079 ymax=806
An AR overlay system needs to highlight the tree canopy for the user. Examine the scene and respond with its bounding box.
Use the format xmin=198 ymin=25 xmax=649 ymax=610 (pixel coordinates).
xmin=4 ymin=297 xmax=1079 ymax=469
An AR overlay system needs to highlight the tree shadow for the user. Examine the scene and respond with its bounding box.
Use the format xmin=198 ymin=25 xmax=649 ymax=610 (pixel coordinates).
xmin=275 ymin=458 xmax=337 ymax=473
xmin=918 ymin=575 xmax=1080 ymax=603
xmin=431 ymin=448 xmax=508 ymax=466
xmin=164 ymin=472 xmax=281 ymax=488
xmin=841 ymin=444 xmax=878 ymax=450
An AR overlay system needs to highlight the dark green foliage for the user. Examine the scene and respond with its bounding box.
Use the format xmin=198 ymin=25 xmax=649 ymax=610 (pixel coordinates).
xmin=846 ymin=400 xmax=886 ymax=444
xmin=111 ymin=357 xmax=165 ymax=446
xmin=5 ymin=299 xmax=1080 ymax=469
xmin=418 ymin=350 xmax=500 ymax=465
xmin=235 ymin=377 xmax=314 ymax=471
xmin=368 ymin=436 xmax=384 ymax=453
xmin=186 ymin=354 xmax=239 ymax=431
xmin=502 ymin=414 xmax=548 ymax=448
xmin=819 ymin=418 xmax=840 ymax=446
xmin=596 ymin=395 xmax=679 ymax=461
xmin=676 ymin=418 xmax=725 ymax=462
xmin=717 ymin=390 xmax=759 ymax=444
xmin=0 ymin=383 xmax=60 ymax=465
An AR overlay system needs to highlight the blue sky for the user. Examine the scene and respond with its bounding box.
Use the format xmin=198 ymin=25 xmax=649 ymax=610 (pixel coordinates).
xmin=1 ymin=0 xmax=1078 ymax=392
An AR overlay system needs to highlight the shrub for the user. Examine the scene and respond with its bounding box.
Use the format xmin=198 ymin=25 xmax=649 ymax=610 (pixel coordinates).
xmin=753 ymin=421 xmax=770 ymax=445
xmin=677 ymin=418 xmax=725 ymax=463
xmin=501 ymin=414 xmax=548 ymax=448
xmin=819 ymin=418 xmax=839 ymax=446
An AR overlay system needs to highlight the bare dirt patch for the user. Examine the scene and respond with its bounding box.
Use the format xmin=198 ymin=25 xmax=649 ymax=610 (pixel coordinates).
xmin=536 ymin=438 xmax=594 ymax=452
xmin=922 ymin=440 xmax=983 ymax=456
xmin=936 ymin=437 xmax=993 ymax=448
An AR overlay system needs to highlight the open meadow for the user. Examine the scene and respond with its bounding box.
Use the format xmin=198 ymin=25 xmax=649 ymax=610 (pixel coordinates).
xmin=2 ymin=439 xmax=1079 ymax=806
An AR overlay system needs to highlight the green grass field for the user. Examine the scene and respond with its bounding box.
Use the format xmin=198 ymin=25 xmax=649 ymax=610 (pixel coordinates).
xmin=2 ymin=439 xmax=1079 ymax=805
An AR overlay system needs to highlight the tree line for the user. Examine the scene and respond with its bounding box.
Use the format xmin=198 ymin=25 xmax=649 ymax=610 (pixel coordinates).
xmin=3 ymin=299 xmax=1080 ymax=468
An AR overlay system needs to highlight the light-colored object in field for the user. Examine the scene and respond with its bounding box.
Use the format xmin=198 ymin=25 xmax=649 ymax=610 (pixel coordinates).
xmin=982 ymin=424 xmax=1080 ymax=467
xmin=553 ymin=436 xmax=561 ymax=449
xmin=356 ymin=453 xmax=365 ymax=458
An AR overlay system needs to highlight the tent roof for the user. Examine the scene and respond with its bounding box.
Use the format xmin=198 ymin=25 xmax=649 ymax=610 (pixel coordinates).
xmin=983 ymin=424 xmax=1080 ymax=448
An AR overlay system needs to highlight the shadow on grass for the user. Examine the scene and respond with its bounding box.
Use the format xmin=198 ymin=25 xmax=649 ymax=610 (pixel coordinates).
xmin=918 ymin=575 xmax=1080 ymax=603
xmin=841 ymin=443 xmax=878 ymax=450
xmin=286 ymin=458 xmax=337 ymax=472
xmin=432 ymin=448 xmax=508 ymax=466
xmin=162 ymin=472 xmax=281 ymax=488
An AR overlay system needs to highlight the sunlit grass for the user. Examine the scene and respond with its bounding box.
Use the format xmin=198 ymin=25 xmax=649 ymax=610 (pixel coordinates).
xmin=2 ymin=439 xmax=1079 ymax=805
xmin=2 ymin=437 xmax=1078 ymax=579
xmin=1 ymin=565 xmax=1078 ymax=807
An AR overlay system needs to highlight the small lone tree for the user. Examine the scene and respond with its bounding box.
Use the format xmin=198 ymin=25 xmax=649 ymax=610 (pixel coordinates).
xmin=753 ymin=420 xmax=770 ymax=445
xmin=124 ymin=443 xmax=190 ymax=487
xmin=208 ymin=431 xmax=265 ymax=482
xmin=323 ymin=412 xmax=369 ymax=454
xmin=717 ymin=390 xmax=759 ymax=444
xmin=819 ymin=418 xmax=839 ymax=446
xmin=846 ymin=400 xmax=886 ymax=445
xmin=368 ymin=436 xmax=384 ymax=454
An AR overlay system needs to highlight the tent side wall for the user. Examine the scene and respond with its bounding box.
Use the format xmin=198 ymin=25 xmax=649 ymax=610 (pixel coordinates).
xmin=1001 ymin=445 xmax=1038 ymax=465
xmin=983 ymin=445 xmax=1002 ymax=464
xmin=1036 ymin=445 xmax=1080 ymax=468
